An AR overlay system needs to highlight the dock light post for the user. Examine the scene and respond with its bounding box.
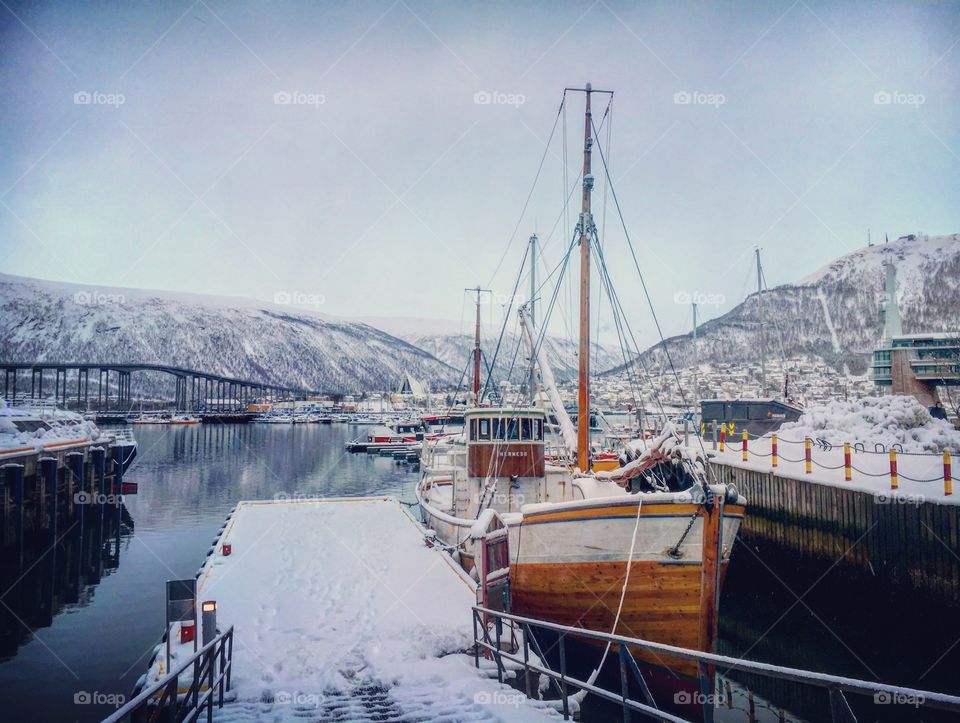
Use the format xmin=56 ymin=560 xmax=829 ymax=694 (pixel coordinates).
xmin=844 ymin=442 xmax=852 ymax=482
xmin=202 ymin=601 xmax=217 ymax=645
xmin=742 ymin=431 xmax=748 ymax=462
xmin=771 ymin=435 xmax=778 ymax=468
xmin=944 ymin=451 xmax=952 ymax=496
xmin=890 ymin=449 xmax=899 ymax=490
xmin=805 ymin=438 xmax=812 ymax=475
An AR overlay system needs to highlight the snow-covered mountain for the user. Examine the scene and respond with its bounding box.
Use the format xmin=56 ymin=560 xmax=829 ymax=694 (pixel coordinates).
xmin=360 ymin=316 xmax=622 ymax=384
xmin=614 ymin=233 xmax=960 ymax=377
xmin=0 ymin=274 xmax=458 ymax=393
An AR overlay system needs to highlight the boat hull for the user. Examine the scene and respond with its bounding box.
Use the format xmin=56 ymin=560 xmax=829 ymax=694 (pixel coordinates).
xmin=510 ymin=500 xmax=744 ymax=687
xmin=512 ymin=559 xmax=707 ymax=679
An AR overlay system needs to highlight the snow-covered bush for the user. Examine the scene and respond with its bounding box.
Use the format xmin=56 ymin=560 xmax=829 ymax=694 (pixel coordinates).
xmin=778 ymin=395 xmax=960 ymax=454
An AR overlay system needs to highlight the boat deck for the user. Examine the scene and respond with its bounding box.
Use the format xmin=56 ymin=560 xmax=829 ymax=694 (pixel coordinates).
xmin=146 ymin=497 xmax=556 ymax=722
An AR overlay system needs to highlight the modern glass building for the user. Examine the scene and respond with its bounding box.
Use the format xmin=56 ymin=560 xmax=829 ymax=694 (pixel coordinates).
xmin=871 ymin=334 xmax=960 ymax=413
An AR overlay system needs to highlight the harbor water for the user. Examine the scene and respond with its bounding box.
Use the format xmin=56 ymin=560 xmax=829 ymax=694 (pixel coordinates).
xmin=0 ymin=423 xmax=955 ymax=722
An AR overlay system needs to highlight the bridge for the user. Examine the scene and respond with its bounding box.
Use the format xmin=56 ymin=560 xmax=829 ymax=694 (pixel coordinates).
xmin=0 ymin=362 xmax=325 ymax=413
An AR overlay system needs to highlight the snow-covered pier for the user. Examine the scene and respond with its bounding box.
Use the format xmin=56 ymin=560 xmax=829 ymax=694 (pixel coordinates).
xmin=142 ymin=497 xmax=557 ymax=722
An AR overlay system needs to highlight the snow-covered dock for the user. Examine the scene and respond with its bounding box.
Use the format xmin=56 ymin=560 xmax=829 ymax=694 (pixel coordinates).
xmin=145 ymin=496 xmax=557 ymax=722
xmin=709 ymin=435 xmax=954 ymax=503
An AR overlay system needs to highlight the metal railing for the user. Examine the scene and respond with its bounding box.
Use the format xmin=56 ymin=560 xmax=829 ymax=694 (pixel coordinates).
xmin=472 ymin=606 xmax=960 ymax=723
xmin=103 ymin=626 xmax=234 ymax=723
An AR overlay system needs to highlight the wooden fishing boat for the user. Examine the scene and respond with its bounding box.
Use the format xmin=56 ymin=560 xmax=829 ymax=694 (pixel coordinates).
xmin=418 ymin=83 xmax=747 ymax=716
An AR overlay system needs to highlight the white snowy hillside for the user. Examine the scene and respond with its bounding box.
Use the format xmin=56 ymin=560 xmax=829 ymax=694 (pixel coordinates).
xmin=361 ymin=315 xmax=621 ymax=383
xmin=778 ymin=396 xmax=960 ymax=454
xmin=0 ymin=274 xmax=458 ymax=393
xmin=619 ymin=233 xmax=960 ymax=376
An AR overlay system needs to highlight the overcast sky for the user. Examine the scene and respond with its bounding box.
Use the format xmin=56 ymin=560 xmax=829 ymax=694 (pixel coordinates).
xmin=1 ymin=0 xmax=958 ymax=348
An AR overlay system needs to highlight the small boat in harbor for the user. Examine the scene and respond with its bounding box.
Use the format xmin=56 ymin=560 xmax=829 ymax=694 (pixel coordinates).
xmin=132 ymin=414 xmax=170 ymax=425
xmin=169 ymin=414 xmax=201 ymax=425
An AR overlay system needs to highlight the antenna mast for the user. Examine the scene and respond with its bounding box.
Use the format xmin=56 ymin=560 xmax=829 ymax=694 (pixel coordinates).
xmin=692 ymin=302 xmax=699 ymax=408
xmin=466 ymin=287 xmax=491 ymax=404
xmin=756 ymin=247 xmax=765 ymax=397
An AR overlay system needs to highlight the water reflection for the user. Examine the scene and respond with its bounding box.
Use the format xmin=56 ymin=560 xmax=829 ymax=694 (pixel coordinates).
xmin=0 ymin=501 xmax=131 ymax=660
xmin=0 ymin=423 xmax=419 ymax=723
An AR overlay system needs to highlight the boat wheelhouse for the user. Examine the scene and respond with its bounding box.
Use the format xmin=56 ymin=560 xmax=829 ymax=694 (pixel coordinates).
xmin=465 ymin=408 xmax=545 ymax=480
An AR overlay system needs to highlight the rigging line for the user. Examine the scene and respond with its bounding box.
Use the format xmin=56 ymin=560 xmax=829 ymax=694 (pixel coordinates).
xmin=595 ymin=114 xmax=613 ymax=384
xmin=592 ymin=230 xmax=670 ymax=430
xmin=592 ymin=229 xmax=656 ymax=410
xmin=481 ymin=243 xmax=529 ymax=402
xmin=591 ymin=238 xmax=646 ymax=414
xmin=531 ymin=229 xmax=580 ymax=366
xmin=590 ymin=117 xmax=689 ymax=405
xmin=760 ymin=264 xmax=789 ymax=365
xmin=591 ymin=243 xmax=647 ymax=442
xmin=534 ymin=168 xmax=582 ymax=258
xmin=485 ymin=98 xmax=565 ymax=290
xmin=590 ymin=123 xmax=714 ymax=467
xmin=503 ymin=317 xmax=525 ymax=389
xmin=449 ymin=354 xmax=473 ymax=410
xmin=600 ymin=98 xmax=612 ymax=251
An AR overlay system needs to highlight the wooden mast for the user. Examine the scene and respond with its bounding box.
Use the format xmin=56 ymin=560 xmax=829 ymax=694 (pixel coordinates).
xmin=577 ymin=84 xmax=594 ymax=471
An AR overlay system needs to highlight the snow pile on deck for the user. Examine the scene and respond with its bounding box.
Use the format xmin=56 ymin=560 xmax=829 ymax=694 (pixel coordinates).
xmin=0 ymin=405 xmax=99 ymax=452
xmin=778 ymin=396 xmax=960 ymax=453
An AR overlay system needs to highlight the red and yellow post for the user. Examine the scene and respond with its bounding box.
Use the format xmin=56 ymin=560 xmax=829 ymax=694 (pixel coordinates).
xmin=742 ymin=431 xmax=748 ymax=462
xmin=771 ymin=435 xmax=778 ymax=468
xmin=805 ymin=438 xmax=812 ymax=475
xmin=890 ymin=449 xmax=899 ymax=490
xmin=945 ymin=451 xmax=952 ymax=496
xmin=844 ymin=442 xmax=852 ymax=482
